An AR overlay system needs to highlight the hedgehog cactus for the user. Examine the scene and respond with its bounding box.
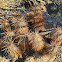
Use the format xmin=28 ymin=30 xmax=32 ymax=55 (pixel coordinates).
xmin=0 ymin=0 xmax=62 ymax=62
xmin=28 ymin=32 xmax=45 ymax=52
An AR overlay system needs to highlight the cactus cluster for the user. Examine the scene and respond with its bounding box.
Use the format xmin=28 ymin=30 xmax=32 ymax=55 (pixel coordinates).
xmin=0 ymin=0 xmax=62 ymax=62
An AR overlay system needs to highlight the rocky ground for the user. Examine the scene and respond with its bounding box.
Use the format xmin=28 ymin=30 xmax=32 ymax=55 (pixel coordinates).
xmin=0 ymin=0 xmax=62 ymax=62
